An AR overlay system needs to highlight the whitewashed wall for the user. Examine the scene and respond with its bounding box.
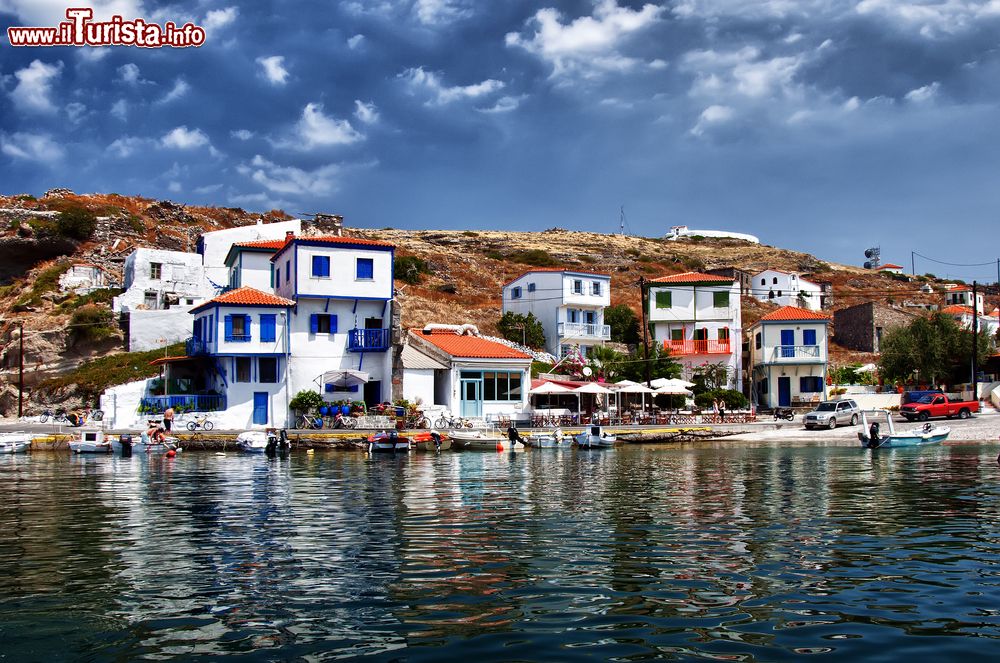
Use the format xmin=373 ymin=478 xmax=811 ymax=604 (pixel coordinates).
xmin=128 ymin=307 xmax=196 ymax=351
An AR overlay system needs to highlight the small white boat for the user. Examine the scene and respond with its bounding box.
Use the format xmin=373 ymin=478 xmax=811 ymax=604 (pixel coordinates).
xmin=367 ymin=430 xmax=410 ymax=453
xmin=575 ymin=425 xmax=616 ymax=449
xmin=236 ymin=430 xmax=269 ymax=453
xmin=0 ymin=432 xmax=33 ymax=454
xmin=69 ymin=429 xmax=113 ymax=454
xmin=525 ymin=428 xmax=568 ymax=448
xmin=451 ymin=428 xmax=522 ymax=451
xmin=858 ymin=410 xmax=950 ymax=448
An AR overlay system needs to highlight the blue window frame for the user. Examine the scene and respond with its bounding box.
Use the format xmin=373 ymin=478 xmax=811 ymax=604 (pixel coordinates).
xmin=568 ymin=309 xmax=579 ymax=323
xmin=512 ymin=286 xmax=522 ymax=299
xmin=592 ymin=281 xmax=601 ymax=296
xmin=312 ymin=255 xmax=330 ymax=278
xmin=309 ymin=313 xmax=337 ymax=334
xmin=224 ymin=314 xmax=251 ymax=342
xmin=527 ymin=283 xmax=536 ymax=292
xmin=800 ymin=376 xmax=823 ymax=392
xmin=803 ymin=329 xmax=817 ymax=346
xmin=260 ymin=314 xmax=277 ymax=343
xmin=285 ymin=260 xmax=290 ymax=283
xmin=356 ymin=258 xmax=374 ymax=280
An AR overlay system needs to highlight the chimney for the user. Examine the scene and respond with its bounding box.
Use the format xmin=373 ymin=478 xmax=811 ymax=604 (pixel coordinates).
xmin=285 ymin=231 xmax=295 ymax=240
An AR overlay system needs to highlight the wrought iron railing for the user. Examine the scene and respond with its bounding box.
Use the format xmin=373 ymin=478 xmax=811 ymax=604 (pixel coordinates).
xmin=348 ymin=328 xmax=391 ymax=352
xmin=139 ymin=395 xmax=226 ymax=414
xmin=662 ymin=338 xmax=732 ymax=355
xmin=558 ymin=322 xmax=612 ymax=339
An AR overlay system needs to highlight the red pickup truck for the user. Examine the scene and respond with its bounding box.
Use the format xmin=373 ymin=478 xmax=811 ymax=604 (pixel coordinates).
xmin=900 ymin=394 xmax=979 ymax=421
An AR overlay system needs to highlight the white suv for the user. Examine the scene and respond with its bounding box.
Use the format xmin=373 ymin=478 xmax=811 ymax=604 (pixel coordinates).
xmin=803 ymin=400 xmax=861 ymax=429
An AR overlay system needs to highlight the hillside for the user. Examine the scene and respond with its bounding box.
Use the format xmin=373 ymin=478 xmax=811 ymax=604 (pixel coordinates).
xmin=0 ymin=191 xmax=976 ymax=415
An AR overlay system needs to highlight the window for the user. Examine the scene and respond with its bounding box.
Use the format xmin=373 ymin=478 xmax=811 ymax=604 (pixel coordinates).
xmin=671 ymin=329 xmax=683 ymax=341
xmin=718 ymin=327 xmax=730 ymax=341
xmin=693 ymin=328 xmax=708 ymax=341
xmin=310 ymin=313 xmax=337 ymax=334
xmin=773 ymin=277 xmax=778 ymax=284
xmin=777 ymin=290 xmax=783 ymax=297
xmin=572 ymin=279 xmax=583 ymax=294
xmin=755 ymin=332 xmax=762 ymax=349
xmin=225 ymin=314 xmax=250 ymax=342
xmin=285 ymin=260 xmax=290 ymax=283
xmin=259 ymin=357 xmax=278 ymax=384
xmin=275 ymin=265 xmax=280 ymax=285
xmin=481 ymin=371 xmax=522 ymax=401
xmin=528 ymin=283 xmax=536 ymax=292
xmin=568 ymin=309 xmax=579 ymax=323
xmin=584 ymin=310 xmax=596 ymax=325
xmin=235 ymin=357 xmax=252 ymax=383
xmin=260 ymin=314 xmax=277 ymax=343
xmin=761 ymin=278 xmax=766 ymax=286
xmin=356 ymin=258 xmax=374 ymax=280
xmin=803 ymin=329 xmax=817 ymax=346
xmin=150 ymin=262 xmax=162 ymax=280
xmin=655 ymin=291 xmax=672 ymax=308
xmin=800 ymin=376 xmax=823 ymax=392
xmin=592 ymin=281 xmax=602 ymax=296
xmin=511 ymin=286 xmax=522 ymax=299
xmin=713 ymin=291 xmax=730 ymax=308
xmin=312 ymin=255 xmax=330 ymax=278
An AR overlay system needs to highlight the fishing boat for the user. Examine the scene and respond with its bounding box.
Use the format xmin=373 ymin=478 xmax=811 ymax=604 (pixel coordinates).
xmin=575 ymin=425 xmax=617 ymax=449
xmin=236 ymin=430 xmax=269 ymax=453
xmin=0 ymin=432 xmax=33 ymax=454
xmin=69 ymin=429 xmax=113 ymax=454
xmin=367 ymin=430 xmax=410 ymax=453
xmin=409 ymin=430 xmax=451 ymax=451
xmin=524 ymin=428 xmax=568 ymax=448
xmin=858 ymin=410 xmax=950 ymax=448
xmin=114 ymin=431 xmax=182 ymax=455
xmin=450 ymin=427 xmax=521 ymax=451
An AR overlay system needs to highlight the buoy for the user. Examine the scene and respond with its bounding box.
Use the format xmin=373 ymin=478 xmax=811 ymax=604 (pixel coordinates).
xmin=496 ymin=443 xmax=503 ymax=452
xmin=166 ymin=449 xmax=176 ymax=458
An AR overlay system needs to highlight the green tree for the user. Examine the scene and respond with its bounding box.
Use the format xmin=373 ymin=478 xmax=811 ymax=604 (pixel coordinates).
xmin=497 ymin=311 xmax=546 ymax=349
xmin=604 ymin=304 xmax=641 ymax=345
xmin=619 ymin=343 xmax=681 ymax=384
xmin=878 ymin=313 xmax=995 ymax=385
xmin=289 ymin=390 xmax=324 ymax=413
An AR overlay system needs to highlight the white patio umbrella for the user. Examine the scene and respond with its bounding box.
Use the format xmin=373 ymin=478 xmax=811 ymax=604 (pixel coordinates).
xmin=615 ymin=382 xmax=656 ymax=415
xmin=650 ymin=377 xmax=696 ymax=390
xmin=317 ymin=369 xmax=370 ymax=388
xmin=531 ymin=381 xmax=571 ymax=409
xmin=574 ymin=382 xmax=614 ymax=418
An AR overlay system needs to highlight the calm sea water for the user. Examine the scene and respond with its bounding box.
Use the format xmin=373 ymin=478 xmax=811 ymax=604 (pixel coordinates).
xmin=2 ymin=442 xmax=1000 ymax=661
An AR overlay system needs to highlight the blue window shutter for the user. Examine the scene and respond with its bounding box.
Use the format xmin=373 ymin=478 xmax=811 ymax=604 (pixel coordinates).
xmin=803 ymin=329 xmax=817 ymax=346
xmin=224 ymin=315 xmax=233 ymax=341
xmin=322 ymin=256 xmax=330 ymax=276
xmin=357 ymin=258 xmax=373 ymax=279
xmin=312 ymin=255 xmax=322 ymax=276
xmin=260 ymin=314 xmax=276 ymax=343
xmin=285 ymin=260 xmax=290 ymax=283
xmin=330 ymin=314 xmax=338 ymax=333
xmin=243 ymin=315 xmax=251 ymax=340
xmin=310 ymin=314 xmax=319 ymax=334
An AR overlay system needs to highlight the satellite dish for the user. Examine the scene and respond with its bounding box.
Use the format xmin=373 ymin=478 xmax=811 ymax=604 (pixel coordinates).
xmin=864 ymin=249 xmax=875 ymax=259
xmin=582 ymin=367 xmax=593 ymax=376
xmin=863 ymin=261 xmax=872 ymax=269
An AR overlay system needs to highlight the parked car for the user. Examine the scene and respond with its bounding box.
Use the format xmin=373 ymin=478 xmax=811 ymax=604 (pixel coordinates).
xmin=803 ymin=400 xmax=861 ymax=429
xmin=900 ymin=394 xmax=979 ymax=422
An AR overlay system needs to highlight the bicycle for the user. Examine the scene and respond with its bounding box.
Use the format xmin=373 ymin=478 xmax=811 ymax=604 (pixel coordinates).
xmin=298 ymin=413 xmax=323 ymax=429
xmin=434 ymin=412 xmax=472 ymax=429
xmin=186 ymin=415 xmax=215 ymax=431
xmin=405 ymin=412 xmax=431 ymax=429
xmin=39 ymin=408 xmax=67 ymax=423
xmin=330 ymin=411 xmax=358 ymax=429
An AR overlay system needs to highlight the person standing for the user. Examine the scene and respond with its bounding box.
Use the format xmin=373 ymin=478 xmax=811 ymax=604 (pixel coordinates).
xmin=718 ymin=399 xmax=726 ymax=423
xmin=712 ymin=398 xmax=719 ymax=423
xmin=163 ymin=406 xmax=175 ymax=432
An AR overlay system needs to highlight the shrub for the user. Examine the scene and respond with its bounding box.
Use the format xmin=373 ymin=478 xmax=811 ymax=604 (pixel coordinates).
xmin=510 ymin=249 xmax=559 ymax=267
xmin=395 ymin=255 xmax=432 ymax=285
xmin=694 ymin=389 xmax=748 ymax=410
xmin=462 ymin=231 xmax=479 ymax=237
xmin=483 ymin=250 xmax=504 ymax=260
xmin=69 ymin=304 xmax=117 ymax=343
xmin=58 ymin=287 xmax=124 ymax=313
xmin=37 ymin=342 xmax=184 ymax=402
xmin=46 ymin=200 xmax=99 ymax=240
xmin=289 ymin=389 xmax=324 ymax=413
xmin=497 ymin=311 xmax=546 ymax=348
xmin=14 ymin=261 xmax=72 ymax=308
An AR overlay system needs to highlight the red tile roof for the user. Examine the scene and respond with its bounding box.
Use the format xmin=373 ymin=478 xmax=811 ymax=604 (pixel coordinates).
xmin=271 ymin=234 xmax=395 ymax=261
xmin=879 ymin=263 xmax=904 ymax=269
xmin=942 ymin=305 xmax=974 ymax=315
xmin=503 ymin=267 xmax=609 ymax=287
xmin=233 ymin=239 xmax=287 ymax=250
xmin=191 ymin=286 xmax=295 ymax=312
xmin=411 ymin=329 xmax=531 ymax=359
xmin=758 ymin=305 xmax=831 ymax=322
xmin=650 ymin=271 xmax=734 ymax=284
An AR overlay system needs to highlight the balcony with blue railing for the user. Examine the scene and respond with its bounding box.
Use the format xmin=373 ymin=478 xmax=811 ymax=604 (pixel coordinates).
xmin=140 ymin=394 xmax=226 ymax=414
xmin=348 ymin=328 xmax=391 ymax=352
xmin=765 ymin=345 xmax=823 ymax=364
xmin=185 ymin=336 xmax=209 ymax=355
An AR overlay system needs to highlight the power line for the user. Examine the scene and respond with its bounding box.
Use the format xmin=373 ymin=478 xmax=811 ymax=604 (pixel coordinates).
xmin=912 ymin=251 xmax=998 ymax=268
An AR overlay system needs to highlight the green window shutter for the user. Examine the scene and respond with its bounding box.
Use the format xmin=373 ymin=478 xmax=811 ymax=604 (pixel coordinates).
xmin=713 ymin=291 xmax=729 ymax=307
xmin=655 ymin=291 xmax=671 ymax=308
xmin=670 ymin=328 xmax=683 ymax=341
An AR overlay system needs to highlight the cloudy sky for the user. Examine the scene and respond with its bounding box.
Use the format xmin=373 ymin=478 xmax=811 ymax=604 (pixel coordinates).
xmin=2 ymin=0 xmax=1000 ymax=280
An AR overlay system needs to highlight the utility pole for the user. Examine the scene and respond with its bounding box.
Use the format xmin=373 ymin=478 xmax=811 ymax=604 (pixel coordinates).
xmin=17 ymin=321 xmax=24 ymax=418
xmin=972 ymin=281 xmax=979 ymax=403
xmin=911 ymin=251 xmax=915 ymax=277
xmin=639 ymin=277 xmax=651 ymax=387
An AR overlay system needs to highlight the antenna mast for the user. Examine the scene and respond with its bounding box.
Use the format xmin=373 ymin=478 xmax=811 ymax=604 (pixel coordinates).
xmin=620 ymin=206 xmax=626 ymax=236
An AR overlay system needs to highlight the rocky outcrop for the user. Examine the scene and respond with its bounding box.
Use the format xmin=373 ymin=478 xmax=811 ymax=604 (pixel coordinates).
xmin=0 ymin=236 xmax=79 ymax=283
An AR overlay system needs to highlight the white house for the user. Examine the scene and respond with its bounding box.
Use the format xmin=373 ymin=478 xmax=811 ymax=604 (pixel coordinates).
xmin=502 ymin=268 xmax=611 ymax=358
xmin=943 ymin=285 xmax=985 ymax=313
xmin=224 ymin=238 xmax=287 ymax=291
xmin=197 ymin=218 xmax=301 ymax=290
xmin=665 ymin=225 xmax=759 ymax=244
xmin=942 ymin=305 xmax=1000 ymax=338
xmin=749 ymin=305 xmax=831 ymax=408
xmin=751 ymin=269 xmax=824 ymax=311
xmin=879 ymin=263 xmax=905 ymax=275
xmin=406 ymin=325 xmax=532 ymax=420
xmin=646 ymin=272 xmax=742 ymax=389
xmin=59 ymin=263 xmax=109 ymax=294
xmin=103 ymin=233 xmax=399 ymax=430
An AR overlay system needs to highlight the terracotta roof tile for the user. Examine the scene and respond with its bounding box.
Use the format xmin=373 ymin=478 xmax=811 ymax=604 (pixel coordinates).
xmin=411 ymin=329 xmax=531 ymax=359
xmin=650 ymin=271 xmax=734 ymax=284
xmin=504 ymin=267 xmax=610 ymax=287
xmin=942 ymin=305 xmax=974 ymax=315
xmin=758 ymin=305 xmax=831 ymax=322
xmin=879 ymin=263 xmax=904 ymax=269
xmin=233 ymin=239 xmax=287 ymax=250
xmin=191 ymin=286 xmax=295 ymax=313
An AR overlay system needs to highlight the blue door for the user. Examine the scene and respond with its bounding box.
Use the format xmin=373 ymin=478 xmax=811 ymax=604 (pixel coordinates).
xmin=252 ymin=392 xmax=268 ymax=425
xmin=460 ymin=379 xmax=482 ymax=418
xmin=780 ymin=329 xmax=795 ymax=357
xmin=778 ymin=377 xmax=791 ymax=407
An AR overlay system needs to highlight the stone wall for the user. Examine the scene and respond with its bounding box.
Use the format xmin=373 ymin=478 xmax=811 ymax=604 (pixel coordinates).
xmin=834 ymin=303 xmax=917 ymax=353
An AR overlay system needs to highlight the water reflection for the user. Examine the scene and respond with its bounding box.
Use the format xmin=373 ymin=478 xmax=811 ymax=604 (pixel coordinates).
xmin=2 ymin=443 xmax=1000 ymax=660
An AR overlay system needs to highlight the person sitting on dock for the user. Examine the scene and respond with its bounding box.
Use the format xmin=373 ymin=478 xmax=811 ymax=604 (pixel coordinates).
xmin=507 ymin=425 xmax=524 ymax=444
